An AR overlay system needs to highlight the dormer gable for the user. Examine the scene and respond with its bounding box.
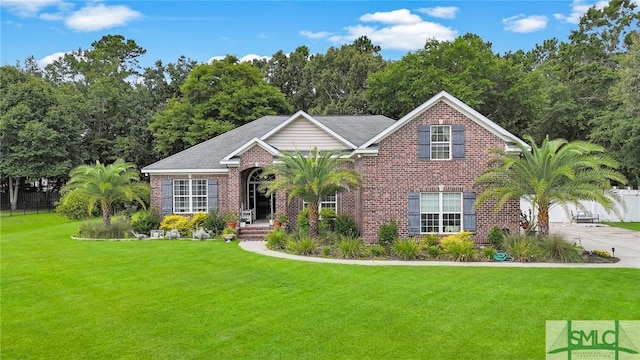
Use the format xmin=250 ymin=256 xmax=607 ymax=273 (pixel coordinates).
xmin=261 ymin=111 xmax=356 ymax=151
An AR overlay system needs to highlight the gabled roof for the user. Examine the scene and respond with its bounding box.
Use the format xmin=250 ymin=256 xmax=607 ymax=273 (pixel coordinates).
xmin=220 ymin=137 xmax=279 ymax=165
xmin=361 ymin=90 xmax=530 ymax=152
xmin=142 ymin=114 xmax=394 ymax=174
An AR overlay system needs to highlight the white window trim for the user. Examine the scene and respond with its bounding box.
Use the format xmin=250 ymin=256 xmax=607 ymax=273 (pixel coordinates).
xmin=420 ymin=192 xmax=462 ymax=234
xmin=173 ymin=179 xmax=208 ymax=214
xmin=303 ymin=192 xmax=338 ymax=213
xmin=430 ymin=125 xmax=452 ymax=160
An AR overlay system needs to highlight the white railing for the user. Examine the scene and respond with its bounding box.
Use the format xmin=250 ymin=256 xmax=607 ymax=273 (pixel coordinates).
xmin=520 ymin=188 xmax=640 ymax=223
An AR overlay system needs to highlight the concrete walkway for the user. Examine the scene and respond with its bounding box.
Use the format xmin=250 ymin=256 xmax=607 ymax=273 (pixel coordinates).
xmin=239 ymin=223 xmax=640 ymax=268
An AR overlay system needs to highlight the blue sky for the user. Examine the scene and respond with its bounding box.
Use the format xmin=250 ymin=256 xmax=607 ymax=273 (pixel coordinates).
xmin=0 ymin=0 xmax=618 ymax=69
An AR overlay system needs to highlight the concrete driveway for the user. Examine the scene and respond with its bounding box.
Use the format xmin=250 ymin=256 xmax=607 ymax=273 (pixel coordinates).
xmin=550 ymin=222 xmax=640 ymax=268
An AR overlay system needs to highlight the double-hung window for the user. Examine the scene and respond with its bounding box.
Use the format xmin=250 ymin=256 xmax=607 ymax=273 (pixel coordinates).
xmin=303 ymin=193 xmax=337 ymax=213
xmin=174 ymin=179 xmax=207 ymax=213
xmin=430 ymin=125 xmax=451 ymax=160
xmin=420 ymin=192 xmax=462 ymax=233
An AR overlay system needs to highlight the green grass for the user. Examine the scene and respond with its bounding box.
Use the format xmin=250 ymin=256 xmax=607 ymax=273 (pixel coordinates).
xmin=2 ymin=214 xmax=639 ymax=359
xmin=604 ymin=222 xmax=640 ymax=231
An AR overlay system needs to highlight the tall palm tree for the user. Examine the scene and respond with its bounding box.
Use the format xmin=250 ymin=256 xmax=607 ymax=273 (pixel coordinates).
xmin=475 ymin=136 xmax=626 ymax=235
xmin=62 ymin=159 xmax=150 ymax=225
xmin=260 ymin=148 xmax=362 ymax=238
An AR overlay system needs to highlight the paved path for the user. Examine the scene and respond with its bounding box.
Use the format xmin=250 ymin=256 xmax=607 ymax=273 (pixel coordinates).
xmin=240 ymin=223 xmax=639 ymax=268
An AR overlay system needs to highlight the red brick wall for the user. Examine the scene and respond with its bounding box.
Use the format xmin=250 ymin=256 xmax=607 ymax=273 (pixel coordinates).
xmin=354 ymin=101 xmax=520 ymax=243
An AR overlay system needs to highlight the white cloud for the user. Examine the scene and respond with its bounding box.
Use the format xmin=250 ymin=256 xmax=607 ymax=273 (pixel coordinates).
xmin=553 ymin=0 xmax=609 ymax=24
xmin=207 ymin=54 xmax=270 ymax=64
xmin=300 ymin=30 xmax=333 ymax=39
xmin=417 ymin=6 xmax=459 ymax=19
xmin=38 ymin=51 xmax=68 ymax=67
xmin=39 ymin=12 xmax=64 ymax=21
xmin=301 ymin=8 xmax=457 ymax=51
xmin=0 ymin=0 xmax=62 ymax=17
xmin=503 ymin=14 xmax=548 ymax=33
xmin=359 ymin=9 xmax=422 ymax=24
xmin=65 ymin=3 xmax=142 ymax=32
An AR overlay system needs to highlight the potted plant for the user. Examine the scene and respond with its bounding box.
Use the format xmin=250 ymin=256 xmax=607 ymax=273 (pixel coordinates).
xmin=239 ymin=218 xmax=248 ymax=228
xmin=268 ymin=212 xmax=274 ymax=226
xmin=222 ymin=211 xmax=238 ymax=229
xmin=274 ymin=212 xmax=288 ymax=228
xmin=222 ymin=227 xmax=236 ymax=242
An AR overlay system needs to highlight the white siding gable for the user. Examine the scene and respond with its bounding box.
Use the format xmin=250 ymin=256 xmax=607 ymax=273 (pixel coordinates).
xmin=266 ymin=116 xmax=347 ymax=151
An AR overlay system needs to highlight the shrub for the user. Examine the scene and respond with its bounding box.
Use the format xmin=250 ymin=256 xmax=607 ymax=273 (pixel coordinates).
xmin=296 ymin=208 xmax=310 ymax=234
xmin=538 ymin=235 xmax=583 ymax=263
xmin=265 ymin=228 xmax=289 ymax=250
xmin=337 ymin=236 xmax=365 ymax=259
xmin=334 ymin=214 xmax=359 ymax=237
xmin=204 ymin=209 xmax=226 ymax=235
xmin=378 ymin=220 xmax=398 ymax=247
xmin=321 ymin=246 xmax=332 ymax=257
xmin=419 ymin=234 xmax=440 ymax=248
xmin=287 ymin=236 xmax=317 ymax=256
xmin=502 ymin=234 xmax=542 ymax=262
xmin=487 ymin=226 xmax=504 ymax=249
xmin=440 ymin=232 xmax=476 ymax=262
xmin=427 ymin=245 xmax=442 ymax=258
xmin=481 ymin=247 xmax=498 ymax=261
xmin=78 ymin=217 xmax=132 ymax=239
xmin=392 ymin=238 xmax=421 ymax=260
xmin=369 ymin=245 xmax=387 ymax=257
xmin=440 ymin=232 xmax=473 ymax=249
xmin=592 ymin=249 xmax=612 ymax=258
xmin=189 ymin=212 xmax=208 ymax=230
xmin=56 ymin=189 xmax=99 ymax=220
xmin=160 ymin=215 xmax=191 ymax=237
xmin=131 ymin=208 xmax=161 ymax=234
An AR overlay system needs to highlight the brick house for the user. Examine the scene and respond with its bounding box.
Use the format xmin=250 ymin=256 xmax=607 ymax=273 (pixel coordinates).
xmin=142 ymin=91 xmax=528 ymax=243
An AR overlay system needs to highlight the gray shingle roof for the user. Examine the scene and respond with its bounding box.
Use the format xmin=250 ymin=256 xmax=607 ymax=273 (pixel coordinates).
xmin=142 ymin=114 xmax=395 ymax=172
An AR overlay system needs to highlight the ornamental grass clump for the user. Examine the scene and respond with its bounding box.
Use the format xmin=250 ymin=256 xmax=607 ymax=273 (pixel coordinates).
xmin=392 ymin=238 xmax=421 ymax=260
xmin=287 ymin=236 xmax=317 ymax=256
xmin=502 ymin=234 xmax=542 ymax=262
xmin=265 ymin=228 xmax=289 ymax=250
xmin=538 ymin=234 xmax=582 ymax=263
xmin=337 ymin=236 xmax=365 ymax=259
xmin=78 ymin=217 xmax=132 ymax=239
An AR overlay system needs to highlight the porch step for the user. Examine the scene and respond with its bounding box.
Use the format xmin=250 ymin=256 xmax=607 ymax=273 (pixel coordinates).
xmin=237 ymin=225 xmax=272 ymax=241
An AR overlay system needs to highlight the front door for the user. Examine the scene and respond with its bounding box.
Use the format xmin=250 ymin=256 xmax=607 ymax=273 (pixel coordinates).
xmin=246 ymin=169 xmax=275 ymax=220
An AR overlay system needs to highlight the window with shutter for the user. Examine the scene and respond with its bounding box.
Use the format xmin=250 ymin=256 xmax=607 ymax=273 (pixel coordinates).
xmin=463 ymin=192 xmax=476 ymax=233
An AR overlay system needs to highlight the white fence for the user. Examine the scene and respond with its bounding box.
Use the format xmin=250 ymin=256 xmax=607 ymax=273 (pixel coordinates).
xmin=520 ymin=188 xmax=640 ymax=223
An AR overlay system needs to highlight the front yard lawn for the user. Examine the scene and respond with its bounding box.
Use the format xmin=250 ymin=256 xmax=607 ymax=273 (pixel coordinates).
xmin=2 ymin=213 xmax=639 ymax=359
xmin=604 ymin=222 xmax=640 ymax=231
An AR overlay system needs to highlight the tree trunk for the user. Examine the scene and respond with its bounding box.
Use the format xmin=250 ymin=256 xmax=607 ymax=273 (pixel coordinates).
xmin=9 ymin=176 xmax=19 ymax=211
xmin=102 ymin=202 xmax=112 ymax=226
xmin=537 ymin=203 xmax=550 ymax=236
xmin=308 ymin=202 xmax=320 ymax=238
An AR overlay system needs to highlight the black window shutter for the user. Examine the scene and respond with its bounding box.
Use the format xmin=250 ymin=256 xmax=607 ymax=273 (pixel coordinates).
xmin=418 ymin=125 xmax=430 ymax=159
xmin=452 ymin=125 xmax=465 ymax=159
xmin=161 ymin=179 xmax=173 ymax=215
xmin=408 ymin=192 xmax=421 ymax=236
xmin=208 ymin=179 xmax=218 ymax=210
xmin=463 ymin=192 xmax=476 ymax=233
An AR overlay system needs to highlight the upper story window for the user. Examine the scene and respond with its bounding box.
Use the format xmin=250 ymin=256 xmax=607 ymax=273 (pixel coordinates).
xmin=174 ymin=179 xmax=207 ymax=213
xmin=430 ymin=125 xmax=451 ymax=160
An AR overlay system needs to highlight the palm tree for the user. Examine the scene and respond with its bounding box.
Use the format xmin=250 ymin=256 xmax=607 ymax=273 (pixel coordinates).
xmin=475 ymin=136 xmax=626 ymax=235
xmin=62 ymin=159 xmax=150 ymax=225
xmin=260 ymin=148 xmax=362 ymax=238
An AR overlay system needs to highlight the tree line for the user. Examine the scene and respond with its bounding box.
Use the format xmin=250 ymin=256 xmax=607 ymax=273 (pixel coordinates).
xmin=1 ymin=0 xmax=638 ymax=208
